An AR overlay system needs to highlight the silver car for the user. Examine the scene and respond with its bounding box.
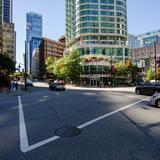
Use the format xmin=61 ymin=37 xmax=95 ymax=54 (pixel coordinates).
xmin=150 ymin=93 xmax=160 ymax=108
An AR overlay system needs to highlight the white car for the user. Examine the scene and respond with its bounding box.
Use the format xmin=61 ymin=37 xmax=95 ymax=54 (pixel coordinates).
xmin=26 ymin=79 xmax=33 ymax=86
xmin=150 ymin=93 xmax=160 ymax=108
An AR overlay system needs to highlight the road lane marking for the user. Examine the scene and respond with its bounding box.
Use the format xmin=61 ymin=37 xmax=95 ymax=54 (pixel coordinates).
xmin=77 ymin=97 xmax=149 ymax=129
xmin=18 ymin=96 xmax=29 ymax=152
xmin=24 ymin=136 xmax=60 ymax=152
xmin=18 ymin=96 xmax=60 ymax=153
xmin=18 ymin=96 xmax=149 ymax=153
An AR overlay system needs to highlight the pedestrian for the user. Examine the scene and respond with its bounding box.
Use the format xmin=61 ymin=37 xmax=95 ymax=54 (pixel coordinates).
xmin=13 ymin=81 xmax=16 ymax=91
xmin=15 ymin=81 xmax=18 ymax=90
xmin=108 ymin=81 xmax=111 ymax=87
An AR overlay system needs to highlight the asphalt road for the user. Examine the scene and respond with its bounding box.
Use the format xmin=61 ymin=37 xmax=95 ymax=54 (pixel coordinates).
xmin=0 ymin=85 xmax=160 ymax=160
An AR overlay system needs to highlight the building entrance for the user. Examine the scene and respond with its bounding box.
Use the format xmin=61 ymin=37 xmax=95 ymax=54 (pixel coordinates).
xmin=90 ymin=79 xmax=99 ymax=87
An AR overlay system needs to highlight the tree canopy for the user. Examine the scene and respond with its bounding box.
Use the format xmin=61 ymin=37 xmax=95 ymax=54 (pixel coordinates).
xmin=146 ymin=67 xmax=155 ymax=81
xmin=45 ymin=50 xmax=82 ymax=83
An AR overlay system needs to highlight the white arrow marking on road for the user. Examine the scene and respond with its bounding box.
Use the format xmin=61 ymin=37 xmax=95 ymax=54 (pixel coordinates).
xmin=18 ymin=96 xmax=29 ymax=152
xmin=18 ymin=96 xmax=60 ymax=153
xmin=18 ymin=96 xmax=149 ymax=153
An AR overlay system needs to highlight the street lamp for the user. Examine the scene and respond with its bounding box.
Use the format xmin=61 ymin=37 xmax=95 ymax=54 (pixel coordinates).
xmin=154 ymin=41 xmax=157 ymax=80
xmin=24 ymin=53 xmax=27 ymax=91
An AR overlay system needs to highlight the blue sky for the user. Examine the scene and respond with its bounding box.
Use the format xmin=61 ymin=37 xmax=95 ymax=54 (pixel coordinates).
xmin=13 ymin=0 xmax=160 ymax=64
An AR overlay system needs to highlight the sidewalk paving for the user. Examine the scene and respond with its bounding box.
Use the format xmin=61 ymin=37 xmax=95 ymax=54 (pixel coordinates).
xmin=66 ymin=85 xmax=136 ymax=92
xmin=0 ymin=84 xmax=33 ymax=98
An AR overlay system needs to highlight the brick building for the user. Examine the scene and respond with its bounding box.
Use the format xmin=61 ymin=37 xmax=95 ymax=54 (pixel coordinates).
xmin=39 ymin=37 xmax=65 ymax=79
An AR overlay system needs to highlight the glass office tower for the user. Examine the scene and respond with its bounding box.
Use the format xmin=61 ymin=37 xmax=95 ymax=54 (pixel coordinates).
xmin=26 ymin=12 xmax=42 ymax=41
xmin=66 ymin=0 xmax=129 ymax=86
xmin=0 ymin=0 xmax=12 ymax=23
xmin=26 ymin=12 xmax=42 ymax=72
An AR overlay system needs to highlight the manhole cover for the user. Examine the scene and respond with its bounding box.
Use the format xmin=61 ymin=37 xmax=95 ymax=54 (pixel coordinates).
xmin=55 ymin=126 xmax=81 ymax=137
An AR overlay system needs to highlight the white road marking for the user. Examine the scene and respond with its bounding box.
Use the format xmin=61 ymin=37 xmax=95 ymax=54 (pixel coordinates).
xmin=18 ymin=96 xmax=149 ymax=153
xmin=24 ymin=136 xmax=60 ymax=152
xmin=18 ymin=96 xmax=29 ymax=152
xmin=77 ymin=97 xmax=149 ymax=129
xmin=18 ymin=96 xmax=60 ymax=153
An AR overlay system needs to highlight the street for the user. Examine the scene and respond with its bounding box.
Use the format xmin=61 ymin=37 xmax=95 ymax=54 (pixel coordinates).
xmin=0 ymin=83 xmax=160 ymax=160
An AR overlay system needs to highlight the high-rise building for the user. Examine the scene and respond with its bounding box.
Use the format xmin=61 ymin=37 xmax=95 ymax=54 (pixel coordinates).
xmin=0 ymin=0 xmax=15 ymax=62
xmin=0 ymin=0 xmax=12 ymax=23
xmin=32 ymin=48 xmax=39 ymax=78
xmin=65 ymin=0 xmax=129 ymax=86
xmin=127 ymin=34 xmax=136 ymax=49
xmin=25 ymin=12 xmax=42 ymax=72
xmin=136 ymin=29 xmax=160 ymax=48
xmin=26 ymin=12 xmax=42 ymax=41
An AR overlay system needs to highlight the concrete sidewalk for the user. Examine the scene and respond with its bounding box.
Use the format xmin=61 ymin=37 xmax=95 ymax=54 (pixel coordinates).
xmin=0 ymin=84 xmax=32 ymax=97
xmin=66 ymin=85 xmax=136 ymax=92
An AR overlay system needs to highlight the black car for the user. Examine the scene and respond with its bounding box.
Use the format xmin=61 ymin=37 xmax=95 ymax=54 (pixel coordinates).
xmin=135 ymin=82 xmax=160 ymax=95
xmin=49 ymin=82 xmax=65 ymax=91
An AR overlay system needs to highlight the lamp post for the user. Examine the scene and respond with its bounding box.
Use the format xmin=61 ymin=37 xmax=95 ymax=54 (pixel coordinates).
xmin=154 ymin=41 xmax=157 ymax=81
xmin=24 ymin=53 xmax=27 ymax=91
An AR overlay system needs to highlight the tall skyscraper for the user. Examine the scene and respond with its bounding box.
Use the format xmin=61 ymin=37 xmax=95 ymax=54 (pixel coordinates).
xmin=65 ymin=0 xmax=129 ymax=86
xmin=0 ymin=0 xmax=15 ymax=62
xmin=0 ymin=0 xmax=12 ymax=23
xmin=25 ymin=12 xmax=42 ymax=72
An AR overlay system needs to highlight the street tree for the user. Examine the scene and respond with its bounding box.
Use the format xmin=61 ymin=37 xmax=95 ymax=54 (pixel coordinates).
xmin=146 ymin=67 xmax=154 ymax=81
xmin=53 ymin=50 xmax=82 ymax=83
xmin=45 ymin=57 xmax=57 ymax=74
xmin=53 ymin=56 xmax=68 ymax=79
xmin=66 ymin=49 xmax=83 ymax=83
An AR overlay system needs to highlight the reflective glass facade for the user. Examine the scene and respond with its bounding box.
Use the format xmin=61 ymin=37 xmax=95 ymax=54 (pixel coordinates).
xmin=66 ymin=0 xmax=128 ymax=86
xmin=66 ymin=0 xmax=127 ymax=46
xmin=26 ymin=12 xmax=42 ymax=72
xmin=26 ymin=12 xmax=42 ymax=41
xmin=136 ymin=30 xmax=160 ymax=48
xmin=0 ymin=0 xmax=12 ymax=23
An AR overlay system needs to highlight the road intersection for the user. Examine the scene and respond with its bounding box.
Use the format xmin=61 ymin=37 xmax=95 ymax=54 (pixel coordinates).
xmin=0 ymin=83 xmax=160 ymax=159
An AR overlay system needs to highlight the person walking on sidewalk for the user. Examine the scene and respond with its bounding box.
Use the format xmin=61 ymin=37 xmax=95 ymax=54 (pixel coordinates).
xmin=15 ymin=81 xmax=19 ymax=90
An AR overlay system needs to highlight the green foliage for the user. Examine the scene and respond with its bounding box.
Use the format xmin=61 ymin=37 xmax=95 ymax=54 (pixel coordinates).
xmin=53 ymin=49 xmax=82 ymax=83
xmin=146 ymin=67 xmax=155 ymax=81
xmin=45 ymin=57 xmax=56 ymax=74
xmin=0 ymin=54 xmax=15 ymax=73
xmin=53 ymin=56 xmax=68 ymax=79
xmin=10 ymin=72 xmax=30 ymax=79
xmin=115 ymin=62 xmax=130 ymax=76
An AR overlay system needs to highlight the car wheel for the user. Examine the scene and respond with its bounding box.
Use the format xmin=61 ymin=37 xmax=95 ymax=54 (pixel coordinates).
xmin=155 ymin=99 xmax=160 ymax=108
xmin=136 ymin=89 xmax=140 ymax=94
xmin=155 ymin=91 xmax=159 ymax=94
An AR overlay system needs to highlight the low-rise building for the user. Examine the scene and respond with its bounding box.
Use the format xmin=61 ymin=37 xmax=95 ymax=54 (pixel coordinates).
xmin=39 ymin=37 xmax=65 ymax=79
xmin=132 ymin=43 xmax=160 ymax=71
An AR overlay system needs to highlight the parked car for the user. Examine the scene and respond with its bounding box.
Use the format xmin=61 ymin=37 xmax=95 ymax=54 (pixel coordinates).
xmin=49 ymin=82 xmax=65 ymax=91
xmin=135 ymin=82 xmax=160 ymax=95
xmin=26 ymin=79 xmax=33 ymax=86
xmin=150 ymin=93 xmax=160 ymax=108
